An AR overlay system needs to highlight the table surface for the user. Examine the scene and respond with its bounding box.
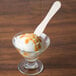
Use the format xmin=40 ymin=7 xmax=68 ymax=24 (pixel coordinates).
xmin=0 ymin=0 xmax=76 ymax=76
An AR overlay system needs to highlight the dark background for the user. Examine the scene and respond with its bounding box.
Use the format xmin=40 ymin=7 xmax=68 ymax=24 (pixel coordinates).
xmin=0 ymin=0 xmax=76 ymax=76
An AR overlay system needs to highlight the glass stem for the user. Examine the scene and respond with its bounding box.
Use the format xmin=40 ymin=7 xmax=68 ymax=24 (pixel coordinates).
xmin=24 ymin=58 xmax=38 ymax=69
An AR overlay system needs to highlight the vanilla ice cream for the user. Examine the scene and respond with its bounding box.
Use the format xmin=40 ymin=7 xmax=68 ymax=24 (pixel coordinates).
xmin=14 ymin=33 xmax=45 ymax=52
xmin=12 ymin=33 xmax=50 ymax=58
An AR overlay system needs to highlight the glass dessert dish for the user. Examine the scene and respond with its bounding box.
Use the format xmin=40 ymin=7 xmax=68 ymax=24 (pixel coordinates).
xmin=12 ymin=31 xmax=50 ymax=75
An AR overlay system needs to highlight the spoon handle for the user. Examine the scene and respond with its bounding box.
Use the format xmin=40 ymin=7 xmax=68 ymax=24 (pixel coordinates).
xmin=34 ymin=1 xmax=61 ymax=36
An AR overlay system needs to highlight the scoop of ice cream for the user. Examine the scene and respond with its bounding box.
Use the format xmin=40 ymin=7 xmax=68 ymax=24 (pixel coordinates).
xmin=14 ymin=33 xmax=44 ymax=52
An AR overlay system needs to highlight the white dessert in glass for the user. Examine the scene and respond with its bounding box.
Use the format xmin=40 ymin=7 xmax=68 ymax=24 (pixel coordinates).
xmin=12 ymin=31 xmax=50 ymax=75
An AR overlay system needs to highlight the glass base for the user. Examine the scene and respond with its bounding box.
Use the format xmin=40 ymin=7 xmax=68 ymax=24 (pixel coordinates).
xmin=18 ymin=59 xmax=44 ymax=75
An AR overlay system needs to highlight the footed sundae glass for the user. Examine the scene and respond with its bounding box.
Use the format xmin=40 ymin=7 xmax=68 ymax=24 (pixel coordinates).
xmin=12 ymin=31 xmax=50 ymax=75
